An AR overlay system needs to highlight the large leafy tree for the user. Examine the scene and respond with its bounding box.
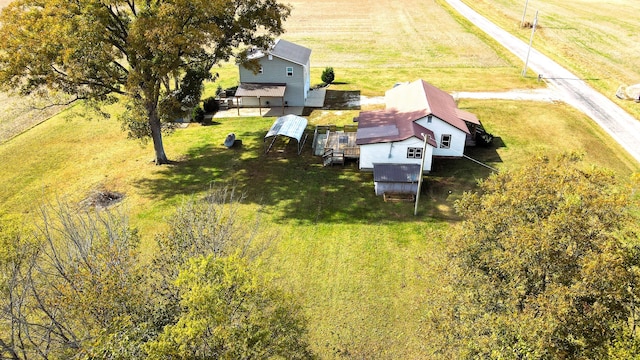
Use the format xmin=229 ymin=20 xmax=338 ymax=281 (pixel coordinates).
xmin=0 ymin=0 xmax=290 ymax=164
xmin=0 ymin=203 xmax=147 ymax=359
xmin=443 ymin=155 xmax=640 ymax=359
xmin=0 ymin=188 xmax=311 ymax=359
xmin=146 ymin=254 xmax=314 ymax=359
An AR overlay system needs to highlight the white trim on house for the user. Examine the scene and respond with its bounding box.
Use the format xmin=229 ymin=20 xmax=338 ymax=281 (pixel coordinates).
xmin=359 ymin=137 xmax=434 ymax=172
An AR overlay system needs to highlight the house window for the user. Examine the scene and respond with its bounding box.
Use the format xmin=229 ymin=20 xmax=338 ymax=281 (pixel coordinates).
xmin=427 ymin=115 xmax=432 ymax=123
xmin=440 ymin=134 xmax=451 ymax=149
xmin=258 ymin=66 xmax=264 ymax=74
xmin=407 ymin=147 xmax=423 ymax=159
xmin=286 ymin=67 xmax=293 ymax=77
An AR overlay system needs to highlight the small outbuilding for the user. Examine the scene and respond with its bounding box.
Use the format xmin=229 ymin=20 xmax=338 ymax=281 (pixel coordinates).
xmin=373 ymin=163 xmax=421 ymax=199
xmin=264 ymin=114 xmax=308 ymax=154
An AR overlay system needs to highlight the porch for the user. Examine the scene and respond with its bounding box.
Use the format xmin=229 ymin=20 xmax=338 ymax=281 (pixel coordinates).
xmin=312 ymin=125 xmax=360 ymax=166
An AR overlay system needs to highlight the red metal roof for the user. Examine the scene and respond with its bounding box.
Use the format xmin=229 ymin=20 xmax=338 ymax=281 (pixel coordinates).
xmin=355 ymin=80 xmax=481 ymax=147
xmin=355 ymin=109 xmax=437 ymax=147
xmin=386 ymin=80 xmax=471 ymax=134
xmin=455 ymin=108 xmax=480 ymax=125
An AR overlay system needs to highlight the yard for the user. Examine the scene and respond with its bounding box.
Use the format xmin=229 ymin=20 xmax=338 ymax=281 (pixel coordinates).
xmin=1 ymin=0 xmax=640 ymax=358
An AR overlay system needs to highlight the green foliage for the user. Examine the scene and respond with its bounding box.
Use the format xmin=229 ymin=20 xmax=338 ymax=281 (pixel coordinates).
xmin=202 ymin=96 xmax=219 ymax=114
xmin=191 ymin=105 xmax=205 ymax=123
xmin=146 ymin=254 xmax=314 ymax=359
xmin=321 ymin=67 xmax=335 ymax=85
xmin=0 ymin=189 xmax=312 ymax=359
xmin=0 ymin=201 xmax=148 ymax=359
xmin=443 ymin=154 xmax=640 ymax=359
xmin=0 ymin=0 xmax=291 ymax=163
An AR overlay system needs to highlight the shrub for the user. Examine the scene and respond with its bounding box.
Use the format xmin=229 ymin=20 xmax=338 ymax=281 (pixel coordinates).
xmin=191 ymin=106 xmax=205 ymax=123
xmin=321 ymin=67 xmax=335 ymax=85
xmin=202 ymin=97 xmax=219 ymax=114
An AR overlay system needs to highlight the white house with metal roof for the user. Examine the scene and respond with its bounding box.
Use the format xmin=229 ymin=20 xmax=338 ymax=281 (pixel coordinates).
xmin=236 ymin=39 xmax=311 ymax=109
xmin=355 ymin=79 xmax=484 ymax=173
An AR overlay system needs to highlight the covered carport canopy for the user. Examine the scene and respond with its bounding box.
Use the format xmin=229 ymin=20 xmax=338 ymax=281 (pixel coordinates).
xmin=264 ymin=114 xmax=308 ymax=154
xmin=235 ymin=82 xmax=286 ymax=115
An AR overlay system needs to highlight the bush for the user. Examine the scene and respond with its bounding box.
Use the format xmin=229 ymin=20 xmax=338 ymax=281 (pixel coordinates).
xmin=202 ymin=97 xmax=219 ymax=113
xmin=321 ymin=67 xmax=335 ymax=85
xmin=191 ymin=106 xmax=205 ymax=123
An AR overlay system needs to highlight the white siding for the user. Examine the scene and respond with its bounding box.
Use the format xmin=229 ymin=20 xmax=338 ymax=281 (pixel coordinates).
xmin=415 ymin=117 xmax=466 ymax=157
xmin=359 ymin=137 xmax=433 ymax=172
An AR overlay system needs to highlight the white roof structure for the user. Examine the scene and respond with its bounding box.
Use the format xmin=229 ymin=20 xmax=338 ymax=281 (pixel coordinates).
xmin=264 ymin=114 xmax=308 ymax=154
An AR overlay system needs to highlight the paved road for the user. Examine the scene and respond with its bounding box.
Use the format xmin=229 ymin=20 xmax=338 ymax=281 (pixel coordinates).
xmin=444 ymin=0 xmax=640 ymax=164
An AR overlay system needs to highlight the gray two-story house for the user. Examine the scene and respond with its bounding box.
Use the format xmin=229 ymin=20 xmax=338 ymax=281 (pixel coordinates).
xmin=236 ymin=39 xmax=311 ymax=109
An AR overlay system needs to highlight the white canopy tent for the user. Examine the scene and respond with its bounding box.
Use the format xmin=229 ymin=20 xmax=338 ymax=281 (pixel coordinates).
xmin=264 ymin=114 xmax=309 ymax=154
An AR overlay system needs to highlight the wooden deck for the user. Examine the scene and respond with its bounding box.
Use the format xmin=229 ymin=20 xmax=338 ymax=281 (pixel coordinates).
xmin=324 ymin=131 xmax=359 ymax=158
xmin=312 ymin=125 xmax=360 ymax=166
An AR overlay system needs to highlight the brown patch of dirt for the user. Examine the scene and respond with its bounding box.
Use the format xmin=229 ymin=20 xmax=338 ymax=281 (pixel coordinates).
xmin=81 ymin=189 xmax=125 ymax=209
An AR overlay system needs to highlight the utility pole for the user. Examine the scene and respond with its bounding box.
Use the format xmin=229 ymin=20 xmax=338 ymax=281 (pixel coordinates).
xmin=521 ymin=10 xmax=538 ymax=77
xmin=520 ymin=0 xmax=530 ymax=28
xmin=414 ymin=133 xmax=429 ymax=216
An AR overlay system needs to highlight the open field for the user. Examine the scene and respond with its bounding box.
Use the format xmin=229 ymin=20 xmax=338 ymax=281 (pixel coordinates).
xmin=2 ymin=0 xmax=640 ymax=358
xmin=458 ymin=0 xmax=640 ymax=120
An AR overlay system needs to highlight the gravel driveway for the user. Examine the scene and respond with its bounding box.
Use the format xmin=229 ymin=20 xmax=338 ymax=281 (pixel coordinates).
xmin=444 ymin=0 xmax=640 ymax=164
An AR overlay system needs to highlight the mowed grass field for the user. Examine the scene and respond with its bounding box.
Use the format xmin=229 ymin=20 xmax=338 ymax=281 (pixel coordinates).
xmin=1 ymin=0 xmax=639 ymax=358
xmin=459 ymin=0 xmax=640 ymax=120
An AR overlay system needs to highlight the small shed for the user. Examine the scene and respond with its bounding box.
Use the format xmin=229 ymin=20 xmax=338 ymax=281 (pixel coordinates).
xmin=264 ymin=114 xmax=308 ymax=154
xmin=373 ymin=163 xmax=421 ymax=197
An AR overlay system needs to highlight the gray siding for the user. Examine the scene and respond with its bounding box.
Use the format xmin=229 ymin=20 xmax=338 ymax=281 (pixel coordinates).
xmin=239 ymin=57 xmax=307 ymax=107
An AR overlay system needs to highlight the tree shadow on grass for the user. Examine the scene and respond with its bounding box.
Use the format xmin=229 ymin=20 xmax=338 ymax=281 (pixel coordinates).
xmin=134 ymin=131 xmax=501 ymax=224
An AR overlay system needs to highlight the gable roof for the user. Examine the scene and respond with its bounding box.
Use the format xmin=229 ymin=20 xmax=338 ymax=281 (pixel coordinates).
xmin=247 ymin=39 xmax=311 ymax=67
xmin=270 ymin=39 xmax=311 ymax=66
xmin=355 ymin=109 xmax=437 ymax=147
xmin=386 ymin=80 xmax=470 ymax=134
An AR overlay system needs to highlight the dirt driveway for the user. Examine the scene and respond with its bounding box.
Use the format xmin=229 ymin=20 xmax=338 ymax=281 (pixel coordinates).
xmin=444 ymin=0 xmax=640 ymax=164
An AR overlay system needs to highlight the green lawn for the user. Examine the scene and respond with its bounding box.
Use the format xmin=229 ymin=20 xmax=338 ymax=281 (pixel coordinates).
xmin=2 ymin=96 xmax=637 ymax=358
xmin=2 ymin=0 xmax=640 ymax=358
